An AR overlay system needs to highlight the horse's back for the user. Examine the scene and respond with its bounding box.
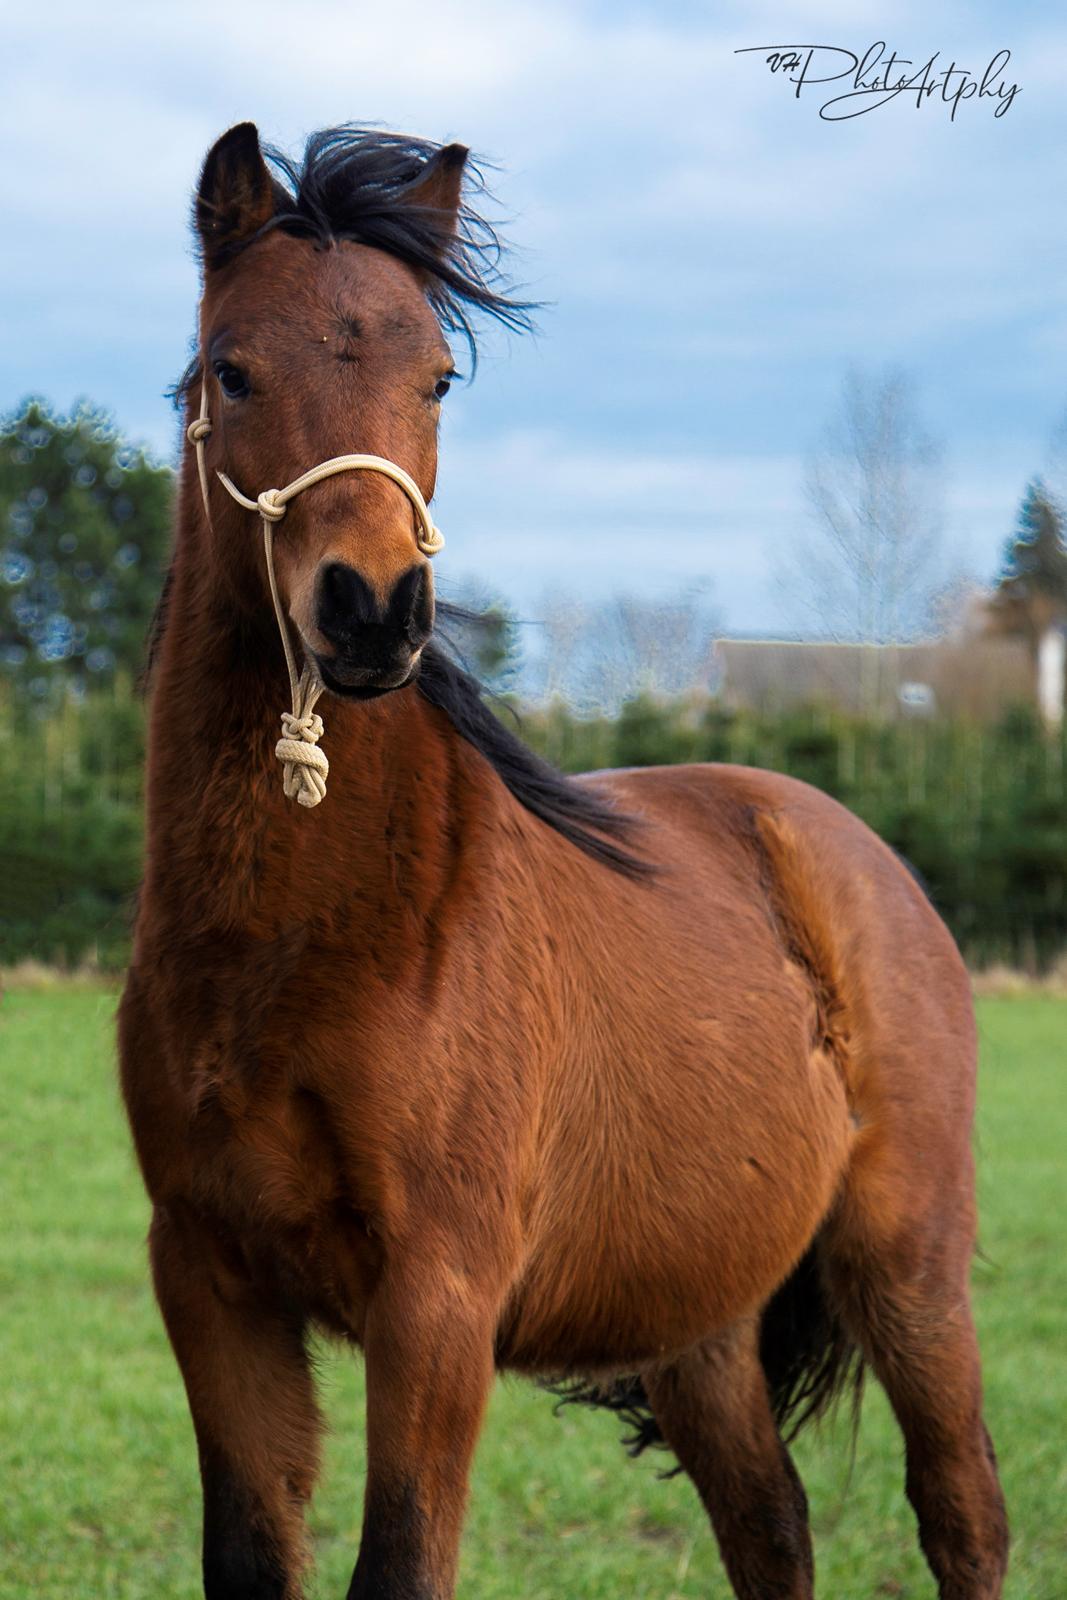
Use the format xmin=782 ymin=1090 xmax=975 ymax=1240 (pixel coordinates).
xmin=596 ymin=758 xmax=975 ymax=1085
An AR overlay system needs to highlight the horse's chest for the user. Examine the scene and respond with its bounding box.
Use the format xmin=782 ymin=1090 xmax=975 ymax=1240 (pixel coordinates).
xmin=175 ymin=1041 xmax=382 ymax=1336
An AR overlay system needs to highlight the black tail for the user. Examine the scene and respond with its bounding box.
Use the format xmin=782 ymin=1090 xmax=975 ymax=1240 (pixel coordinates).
xmin=758 ymin=1244 xmax=865 ymax=1442
xmin=545 ymin=1244 xmax=864 ymax=1464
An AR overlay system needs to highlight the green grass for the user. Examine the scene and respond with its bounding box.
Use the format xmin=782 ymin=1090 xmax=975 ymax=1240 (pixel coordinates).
xmin=1 ymin=988 xmax=1064 ymax=1598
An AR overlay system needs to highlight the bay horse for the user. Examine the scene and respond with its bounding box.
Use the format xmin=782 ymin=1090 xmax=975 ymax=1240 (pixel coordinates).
xmin=118 ymin=121 xmax=1008 ymax=1599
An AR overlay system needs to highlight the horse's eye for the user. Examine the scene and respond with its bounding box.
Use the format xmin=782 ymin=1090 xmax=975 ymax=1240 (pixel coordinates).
xmin=214 ymin=361 xmax=250 ymax=399
xmin=433 ymin=376 xmax=453 ymax=401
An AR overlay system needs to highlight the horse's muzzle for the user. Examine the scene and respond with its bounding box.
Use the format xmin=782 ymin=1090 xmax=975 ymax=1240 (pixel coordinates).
xmin=314 ymin=648 xmax=421 ymax=699
xmin=313 ymin=560 xmax=432 ymax=697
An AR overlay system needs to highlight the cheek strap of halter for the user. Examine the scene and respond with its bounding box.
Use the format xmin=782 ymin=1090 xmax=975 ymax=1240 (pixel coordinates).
xmin=186 ymin=376 xmax=445 ymax=810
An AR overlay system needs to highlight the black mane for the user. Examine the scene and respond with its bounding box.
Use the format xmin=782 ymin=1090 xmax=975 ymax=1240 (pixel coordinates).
xmin=419 ymin=605 xmax=650 ymax=879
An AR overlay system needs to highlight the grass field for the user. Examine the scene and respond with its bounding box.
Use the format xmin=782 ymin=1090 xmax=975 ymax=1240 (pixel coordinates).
xmin=2 ymin=987 xmax=1064 ymax=1598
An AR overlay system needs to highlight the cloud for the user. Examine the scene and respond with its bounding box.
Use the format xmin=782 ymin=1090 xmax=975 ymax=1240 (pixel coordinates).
xmin=1 ymin=2 xmax=1062 ymax=635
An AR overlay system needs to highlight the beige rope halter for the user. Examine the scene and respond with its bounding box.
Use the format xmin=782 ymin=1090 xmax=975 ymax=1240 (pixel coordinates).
xmin=187 ymin=375 xmax=444 ymax=808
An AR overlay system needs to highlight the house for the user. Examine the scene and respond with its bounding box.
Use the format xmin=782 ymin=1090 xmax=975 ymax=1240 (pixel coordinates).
xmin=714 ymin=635 xmax=1035 ymax=721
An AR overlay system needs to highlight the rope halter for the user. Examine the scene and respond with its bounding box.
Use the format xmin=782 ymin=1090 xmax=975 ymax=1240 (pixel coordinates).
xmin=187 ymin=376 xmax=444 ymax=809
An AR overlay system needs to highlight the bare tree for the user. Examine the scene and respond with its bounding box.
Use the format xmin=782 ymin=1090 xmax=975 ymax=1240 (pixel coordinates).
xmin=787 ymin=368 xmax=947 ymax=646
xmin=532 ymin=586 xmax=721 ymax=711
xmin=536 ymin=589 xmax=592 ymax=702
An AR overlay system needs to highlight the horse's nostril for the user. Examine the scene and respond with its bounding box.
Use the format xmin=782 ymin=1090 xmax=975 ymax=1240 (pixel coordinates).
xmin=393 ymin=565 xmax=434 ymax=643
xmin=318 ymin=563 xmax=379 ymax=641
xmin=316 ymin=562 xmax=433 ymax=653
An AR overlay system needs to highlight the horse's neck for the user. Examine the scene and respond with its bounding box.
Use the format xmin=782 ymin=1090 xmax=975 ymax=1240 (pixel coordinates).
xmin=142 ymin=555 xmax=479 ymax=951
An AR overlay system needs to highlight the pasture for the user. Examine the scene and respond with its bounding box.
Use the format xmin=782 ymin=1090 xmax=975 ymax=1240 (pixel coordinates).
xmin=2 ymin=985 xmax=1064 ymax=1598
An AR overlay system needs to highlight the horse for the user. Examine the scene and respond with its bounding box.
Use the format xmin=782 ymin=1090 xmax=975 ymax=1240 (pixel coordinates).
xmin=118 ymin=121 xmax=1008 ymax=1600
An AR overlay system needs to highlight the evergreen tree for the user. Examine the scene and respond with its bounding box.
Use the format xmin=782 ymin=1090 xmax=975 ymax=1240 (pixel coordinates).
xmin=468 ymin=603 xmax=519 ymax=689
xmin=437 ymin=599 xmax=520 ymax=692
xmin=996 ymin=479 xmax=1067 ymax=632
xmin=0 ymin=399 xmax=172 ymax=698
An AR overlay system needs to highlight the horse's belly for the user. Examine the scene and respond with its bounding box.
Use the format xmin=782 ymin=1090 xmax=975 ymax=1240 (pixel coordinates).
xmin=497 ymin=1030 xmax=855 ymax=1373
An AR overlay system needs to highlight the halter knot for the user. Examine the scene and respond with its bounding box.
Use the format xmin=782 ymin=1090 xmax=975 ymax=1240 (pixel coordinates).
xmin=186 ymin=417 xmax=212 ymax=444
xmin=280 ymin=708 xmax=324 ymax=743
xmin=276 ymin=709 xmax=329 ymax=808
xmin=257 ymin=489 xmax=287 ymax=523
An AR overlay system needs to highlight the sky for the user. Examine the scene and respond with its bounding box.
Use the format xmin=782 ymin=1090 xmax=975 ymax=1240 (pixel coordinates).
xmin=3 ymin=0 xmax=1064 ymax=638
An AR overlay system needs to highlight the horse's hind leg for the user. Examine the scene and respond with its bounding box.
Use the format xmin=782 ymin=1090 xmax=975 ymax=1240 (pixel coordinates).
xmin=150 ymin=1204 xmax=322 ymax=1599
xmin=643 ymin=1317 xmax=814 ymax=1600
xmin=820 ymin=1139 xmax=1009 ymax=1598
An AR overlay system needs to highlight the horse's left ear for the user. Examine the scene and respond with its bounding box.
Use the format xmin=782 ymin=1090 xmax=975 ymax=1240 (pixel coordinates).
xmin=401 ymin=143 xmax=469 ymax=236
xmin=196 ymin=122 xmax=275 ymax=269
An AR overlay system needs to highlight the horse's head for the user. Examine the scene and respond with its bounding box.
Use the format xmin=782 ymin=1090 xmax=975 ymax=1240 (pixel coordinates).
xmin=188 ymin=122 xmax=525 ymax=698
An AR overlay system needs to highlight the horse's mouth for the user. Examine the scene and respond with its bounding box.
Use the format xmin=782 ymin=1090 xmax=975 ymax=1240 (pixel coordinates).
xmin=313 ymin=654 xmax=420 ymax=701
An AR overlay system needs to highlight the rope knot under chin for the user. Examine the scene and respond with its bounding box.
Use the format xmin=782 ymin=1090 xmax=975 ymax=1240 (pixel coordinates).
xmin=276 ymin=710 xmax=329 ymax=808
xmin=257 ymin=489 xmax=287 ymax=523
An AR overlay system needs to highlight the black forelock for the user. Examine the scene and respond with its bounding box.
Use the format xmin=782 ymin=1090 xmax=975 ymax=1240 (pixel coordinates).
xmin=209 ymin=125 xmax=534 ymax=356
xmin=172 ymin=126 xmax=534 ymax=410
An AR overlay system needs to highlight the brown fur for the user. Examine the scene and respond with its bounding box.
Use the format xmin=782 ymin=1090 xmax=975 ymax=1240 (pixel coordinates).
xmin=118 ymin=125 xmax=1008 ymax=1599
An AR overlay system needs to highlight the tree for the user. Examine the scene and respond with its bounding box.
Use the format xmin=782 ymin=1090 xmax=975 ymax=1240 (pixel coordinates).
xmin=436 ymin=597 xmax=520 ymax=692
xmin=787 ymin=368 xmax=947 ymax=647
xmin=0 ymin=399 xmax=173 ymax=699
xmin=990 ymin=482 xmax=1067 ymax=726
xmin=532 ymin=588 xmax=721 ymax=711
xmin=993 ymin=479 xmax=1067 ymax=639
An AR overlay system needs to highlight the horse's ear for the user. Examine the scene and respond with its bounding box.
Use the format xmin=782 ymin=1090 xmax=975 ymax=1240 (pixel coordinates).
xmin=401 ymin=143 xmax=469 ymax=238
xmin=196 ymin=122 xmax=275 ymax=269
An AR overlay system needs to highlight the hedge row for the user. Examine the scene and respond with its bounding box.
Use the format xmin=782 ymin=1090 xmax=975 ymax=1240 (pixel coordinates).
xmin=522 ymin=696 xmax=1067 ymax=970
xmin=2 ymin=684 xmax=1064 ymax=969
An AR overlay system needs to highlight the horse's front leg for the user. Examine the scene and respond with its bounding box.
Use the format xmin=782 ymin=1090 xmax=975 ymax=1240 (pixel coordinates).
xmin=347 ymin=1258 xmax=498 ymax=1600
xmin=149 ymin=1204 xmax=323 ymax=1599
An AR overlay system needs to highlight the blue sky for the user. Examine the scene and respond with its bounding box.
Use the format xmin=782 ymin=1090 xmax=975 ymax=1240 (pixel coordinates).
xmin=3 ymin=0 xmax=1063 ymax=634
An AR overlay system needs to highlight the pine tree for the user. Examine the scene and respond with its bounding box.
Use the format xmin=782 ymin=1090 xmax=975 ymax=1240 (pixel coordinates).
xmin=996 ymin=480 xmax=1067 ymax=631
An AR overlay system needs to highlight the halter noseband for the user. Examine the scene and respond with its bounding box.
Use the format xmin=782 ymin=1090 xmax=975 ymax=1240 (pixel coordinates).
xmin=187 ymin=375 xmax=444 ymax=809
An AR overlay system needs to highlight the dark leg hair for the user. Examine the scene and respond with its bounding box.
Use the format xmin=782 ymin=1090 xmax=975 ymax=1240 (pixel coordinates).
xmin=345 ymin=1261 xmax=497 ymax=1600
xmin=149 ymin=1206 xmax=322 ymax=1600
